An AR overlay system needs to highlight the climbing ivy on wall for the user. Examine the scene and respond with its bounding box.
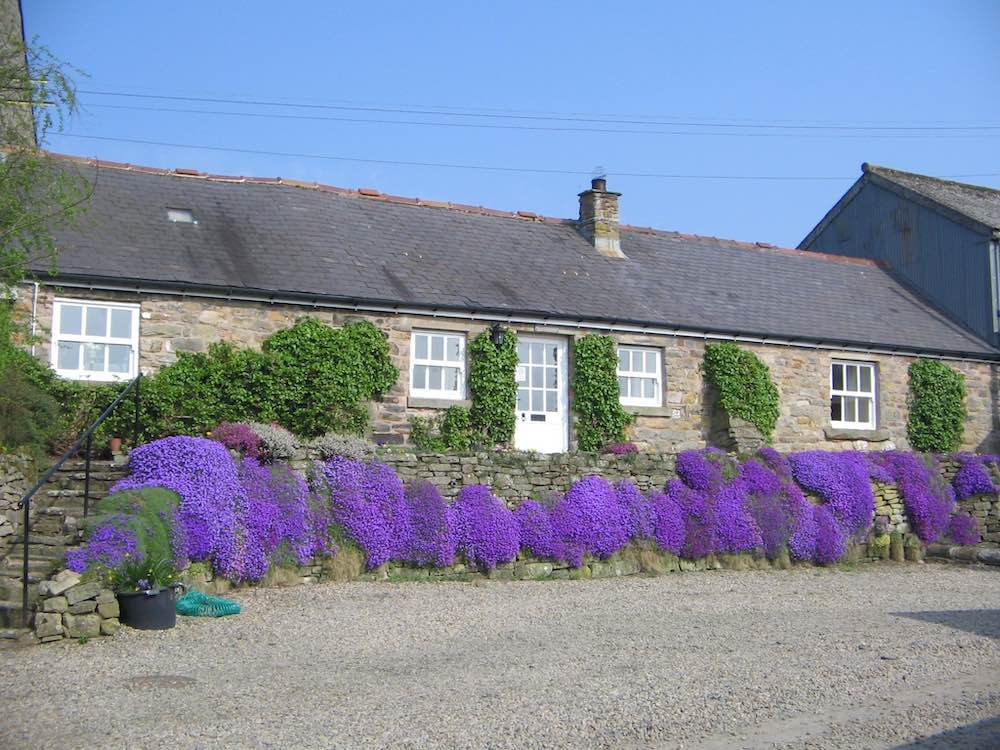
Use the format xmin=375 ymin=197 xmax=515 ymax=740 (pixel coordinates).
xmin=468 ymin=327 xmax=519 ymax=446
xmin=572 ymin=334 xmax=634 ymax=451
xmin=907 ymin=359 xmax=966 ymax=453
xmin=702 ymin=342 xmax=780 ymax=441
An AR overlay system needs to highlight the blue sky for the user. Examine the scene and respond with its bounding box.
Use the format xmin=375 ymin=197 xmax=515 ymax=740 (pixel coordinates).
xmin=22 ymin=0 xmax=1000 ymax=248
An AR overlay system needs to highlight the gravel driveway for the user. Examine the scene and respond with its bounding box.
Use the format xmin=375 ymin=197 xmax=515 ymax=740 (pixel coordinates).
xmin=3 ymin=564 xmax=999 ymax=749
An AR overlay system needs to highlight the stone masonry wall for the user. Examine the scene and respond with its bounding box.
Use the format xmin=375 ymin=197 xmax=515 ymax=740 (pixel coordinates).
xmin=18 ymin=284 xmax=1000 ymax=454
xmin=0 ymin=453 xmax=32 ymax=551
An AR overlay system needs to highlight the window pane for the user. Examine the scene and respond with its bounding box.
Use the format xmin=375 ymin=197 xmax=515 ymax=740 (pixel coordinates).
xmin=83 ymin=343 xmax=106 ymax=371
xmin=531 ymin=391 xmax=543 ymax=412
xmin=430 ymin=336 xmax=444 ymax=361
xmin=844 ymin=396 xmax=857 ymax=423
xmin=108 ymin=344 xmax=131 ymax=373
xmin=858 ymin=397 xmax=871 ymax=424
xmin=645 ymin=351 xmax=657 ymax=373
xmin=414 ymin=335 xmax=428 ymax=360
xmin=517 ymin=342 xmax=529 ymax=362
xmin=412 ymin=364 xmax=426 ymax=389
xmin=59 ymin=305 xmax=82 ymax=335
xmin=428 ymin=366 xmax=442 ymax=391
xmin=618 ymin=350 xmax=628 ymax=370
xmin=846 ymin=366 xmax=858 ymax=391
xmin=618 ymin=376 xmax=627 ymax=396
xmin=444 ymin=367 xmax=460 ymax=391
xmin=531 ymin=367 xmax=543 ymax=387
xmin=832 ymin=364 xmax=844 ymax=391
xmin=545 ymin=367 xmax=557 ymax=388
xmin=57 ymin=341 xmax=80 ymax=370
xmin=110 ymin=309 xmax=132 ymax=339
xmin=831 ymin=395 xmax=843 ymax=422
xmin=629 ymin=350 xmax=641 ymax=371
xmin=545 ymin=391 xmax=557 ymax=412
xmin=643 ymin=378 xmax=655 ymax=399
xmin=446 ymin=337 xmax=462 ymax=362
xmin=530 ymin=342 xmax=544 ymax=363
xmin=517 ymin=389 xmax=529 ymax=411
xmin=85 ymin=307 xmax=108 ymax=337
xmin=860 ymin=366 xmax=872 ymax=394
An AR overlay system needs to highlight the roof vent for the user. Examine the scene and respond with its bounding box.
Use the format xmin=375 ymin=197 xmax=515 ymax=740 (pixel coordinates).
xmin=166 ymin=208 xmax=196 ymax=224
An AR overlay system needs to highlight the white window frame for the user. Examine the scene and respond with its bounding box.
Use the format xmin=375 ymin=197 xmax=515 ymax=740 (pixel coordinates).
xmin=51 ymin=298 xmax=140 ymax=382
xmin=616 ymin=345 xmax=663 ymax=407
xmin=830 ymin=359 xmax=877 ymax=430
xmin=409 ymin=330 xmax=466 ymax=400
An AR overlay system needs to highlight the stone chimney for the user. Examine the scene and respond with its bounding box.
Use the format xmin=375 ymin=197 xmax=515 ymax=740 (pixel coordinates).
xmin=578 ymin=177 xmax=624 ymax=258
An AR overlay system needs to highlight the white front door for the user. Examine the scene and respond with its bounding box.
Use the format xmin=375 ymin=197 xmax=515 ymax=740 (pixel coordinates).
xmin=514 ymin=336 xmax=569 ymax=453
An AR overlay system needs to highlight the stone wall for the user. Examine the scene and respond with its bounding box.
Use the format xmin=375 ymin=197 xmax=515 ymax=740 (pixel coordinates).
xmin=33 ymin=570 xmax=120 ymax=643
xmin=0 ymin=453 xmax=32 ymax=550
xmin=17 ymin=284 xmax=1000 ymax=454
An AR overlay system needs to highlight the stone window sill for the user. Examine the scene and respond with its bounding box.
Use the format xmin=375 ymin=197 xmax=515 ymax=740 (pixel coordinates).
xmin=407 ymin=396 xmax=471 ymax=409
xmin=824 ymin=427 xmax=891 ymax=442
xmin=626 ymin=405 xmax=672 ymax=417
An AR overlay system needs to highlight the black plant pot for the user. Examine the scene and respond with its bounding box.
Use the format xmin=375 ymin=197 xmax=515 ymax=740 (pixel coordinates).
xmin=116 ymin=586 xmax=178 ymax=630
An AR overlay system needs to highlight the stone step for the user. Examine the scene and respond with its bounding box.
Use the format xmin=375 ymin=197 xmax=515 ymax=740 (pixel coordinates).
xmin=6 ymin=549 xmax=68 ymax=566
xmin=0 ymin=564 xmax=50 ymax=581
xmin=7 ymin=534 xmax=73 ymax=547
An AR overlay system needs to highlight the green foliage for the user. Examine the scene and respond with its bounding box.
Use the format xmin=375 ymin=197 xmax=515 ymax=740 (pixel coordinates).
xmin=101 ymin=317 xmax=398 ymax=443
xmin=88 ymin=488 xmax=181 ymax=563
xmin=907 ymin=359 xmax=966 ymax=452
xmin=108 ymin=556 xmax=180 ymax=593
xmin=572 ymin=334 xmax=634 ymax=451
xmin=264 ymin=318 xmax=397 ymax=437
xmin=411 ymin=406 xmax=476 ymax=452
xmin=468 ymin=327 xmax=518 ymax=446
xmin=702 ymin=342 xmax=780 ymax=441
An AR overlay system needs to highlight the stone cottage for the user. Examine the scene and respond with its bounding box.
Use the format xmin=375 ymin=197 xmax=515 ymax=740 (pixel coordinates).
xmin=12 ymin=153 xmax=1000 ymax=453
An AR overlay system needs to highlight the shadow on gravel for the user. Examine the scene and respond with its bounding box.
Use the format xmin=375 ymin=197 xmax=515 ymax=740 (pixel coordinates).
xmin=891 ymin=610 xmax=1000 ymax=639
xmin=890 ymin=716 xmax=1000 ymax=749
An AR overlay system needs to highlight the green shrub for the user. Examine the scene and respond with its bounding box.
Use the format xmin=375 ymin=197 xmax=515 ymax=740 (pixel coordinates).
xmin=411 ymin=406 xmax=476 ymax=452
xmin=572 ymin=334 xmax=634 ymax=451
xmin=907 ymin=359 xmax=966 ymax=452
xmin=702 ymin=342 xmax=780 ymax=441
xmin=86 ymin=487 xmax=181 ymax=563
xmin=468 ymin=327 xmax=518 ymax=446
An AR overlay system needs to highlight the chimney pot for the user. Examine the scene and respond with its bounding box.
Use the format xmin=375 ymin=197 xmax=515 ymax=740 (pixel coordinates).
xmin=578 ymin=179 xmax=624 ymax=258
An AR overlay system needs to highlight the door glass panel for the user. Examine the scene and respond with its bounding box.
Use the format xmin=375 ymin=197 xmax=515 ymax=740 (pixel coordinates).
xmin=858 ymin=397 xmax=870 ymax=424
xmin=531 ymin=367 xmax=543 ymax=387
xmin=412 ymin=364 xmax=427 ymax=389
xmin=517 ymin=342 xmax=529 ymax=361
xmin=108 ymin=344 xmax=131 ymax=373
xmin=446 ymin=337 xmax=461 ymax=362
xmin=545 ymin=391 xmax=557 ymax=412
xmin=530 ymin=342 xmax=544 ymax=363
xmin=110 ymin=309 xmax=133 ymax=339
xmin=546 ymin=368 xmax=557 ymax=388
xmin=544 ymin=345 xmax=556 ymax=365
xmin=832 ymin=364 xmax=844 ymax=390
xmin=414 ymin=335 xmax=428 ymax=360
xmin=860 ymin=366 xmax=872 ymax=393
xmin=517 ymin=389 xmax=529 ymax=411
xmin=59 ymin=305 xmax=83 ymax=335
xmin=430 ymin=336 xmax=444 ymax=361
xmin=831 ymin=395 xmax=842 ymax=422
xmin=83 ymin=343 xmax=106 ymax=371
xmin=57 ymin=341 xmax=80 ymax=370
xmin=428 ymin=366 xmax=442 ymax=390
xmin=846 ymin=366 xmax=858 ymax=391
xmin=531 ymin=391 xmax=543 ymax=412
xmin=85 ymin=307 xmax=107 ymax=337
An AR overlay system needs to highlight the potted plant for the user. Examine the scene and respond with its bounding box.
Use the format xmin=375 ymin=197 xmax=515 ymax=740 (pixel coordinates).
xmin=110 ymin=556 xmax=182 ymax=630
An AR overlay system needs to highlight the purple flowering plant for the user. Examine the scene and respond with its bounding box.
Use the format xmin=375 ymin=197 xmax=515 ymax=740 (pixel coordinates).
xmin=452 ymin=485 xmax=519 ymax=571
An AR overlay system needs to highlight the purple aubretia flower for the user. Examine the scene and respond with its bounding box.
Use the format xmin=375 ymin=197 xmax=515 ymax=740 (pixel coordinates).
xmin=452 ymin=485 xmax=519 ymax=571
xmin=514 ymin=499 xmax=556 ymax=559
xmin=952 ymin=454 xmax=997 ymax=499
xmin=550 ymin=476 xmax=630 ymax=567
xmin=404 ymin=481 xmax=458 ymax=568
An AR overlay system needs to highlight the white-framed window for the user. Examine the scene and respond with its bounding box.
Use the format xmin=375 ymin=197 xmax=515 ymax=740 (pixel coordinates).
xmin=51 ymin=298 xmax=139 ymax=382
xmin=410 ymin=330 xmax=466 ymax=399
xmin=617 ymin=346 xmax=663 ymax=407
xmin=830 ymin=360 xmax=877 ymax=429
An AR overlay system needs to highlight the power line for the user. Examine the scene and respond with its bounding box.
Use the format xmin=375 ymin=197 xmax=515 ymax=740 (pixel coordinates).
xmin=52 ymin=132 xmax=1000 ymax=182
xmin=78 ymin=89 xmax=1000 ymax=133
xmin=80 ymin=101 xmax=1000 ymax=141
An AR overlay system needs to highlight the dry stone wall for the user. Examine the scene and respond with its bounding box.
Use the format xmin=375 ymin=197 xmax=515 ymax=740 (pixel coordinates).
xmin=0 ymin=454 xmax=31 ymax=551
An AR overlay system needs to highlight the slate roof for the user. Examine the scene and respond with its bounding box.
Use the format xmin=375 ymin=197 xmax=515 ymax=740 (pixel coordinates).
xmin=32 ymin=154 xmax=1000 ymax=359
xmin=864 ymin=164 xmax=1000 ymax=231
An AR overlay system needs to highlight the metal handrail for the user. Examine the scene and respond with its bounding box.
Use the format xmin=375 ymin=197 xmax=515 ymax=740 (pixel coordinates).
xmin=15 ymin=373 xmax=141 ymax=627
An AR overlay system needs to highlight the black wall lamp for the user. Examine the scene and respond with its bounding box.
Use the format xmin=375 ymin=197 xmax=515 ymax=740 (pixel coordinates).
xmin=490 ymin=323 xmax=505 ymax=347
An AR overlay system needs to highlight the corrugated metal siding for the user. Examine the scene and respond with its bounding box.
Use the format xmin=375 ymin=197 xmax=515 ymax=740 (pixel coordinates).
xmin=804 ymin=182 xmax=995 ymax=345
